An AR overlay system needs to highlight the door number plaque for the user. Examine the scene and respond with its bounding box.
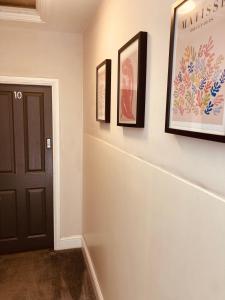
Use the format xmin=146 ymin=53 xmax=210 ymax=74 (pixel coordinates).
xmin=14 ymin=91 xmax=23 ymax=100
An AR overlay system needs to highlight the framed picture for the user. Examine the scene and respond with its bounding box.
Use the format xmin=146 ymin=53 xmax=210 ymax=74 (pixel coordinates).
xmin=96 ymin=59 xmax=111 ymax=123
xmin=166 ymin=0 xmax=225 ymax=143
xmin=117 ymin=31 xmax=147 ymax=127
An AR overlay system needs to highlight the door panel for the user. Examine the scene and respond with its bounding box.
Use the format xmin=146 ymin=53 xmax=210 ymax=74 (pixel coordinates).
xmin=0 ymin=84 xmax=53 ymax=254
xmin=24 ymin=93 xmax=45 ymax=172
xmin=0 ymin=190 xmax=17 ymax=241
xmin=0 ymin=92 xmax=15 ymax=173
xmin=26 ymin=188 xmax=46 ymax=237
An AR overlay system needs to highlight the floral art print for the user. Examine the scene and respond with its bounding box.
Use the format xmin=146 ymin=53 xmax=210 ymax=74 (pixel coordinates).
xmin=166 ymin=0 xmax=225 ymax=141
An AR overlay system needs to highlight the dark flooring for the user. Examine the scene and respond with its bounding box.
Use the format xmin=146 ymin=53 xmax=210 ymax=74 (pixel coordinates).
xmin=0 ymin=249 xmax=96 ymax=300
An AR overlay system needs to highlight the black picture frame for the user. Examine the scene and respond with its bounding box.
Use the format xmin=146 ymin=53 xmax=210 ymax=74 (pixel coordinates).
xmin=165 ymin=0 xmax=225 ymax=143
xmin=117 ymin=31 xmax=147 ymax=128
xmin=96 ymin=59 xmax=111 ymax=123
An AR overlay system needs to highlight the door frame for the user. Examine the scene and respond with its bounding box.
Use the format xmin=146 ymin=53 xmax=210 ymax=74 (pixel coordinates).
xmin=0 ymin=76 xmax=60 ymax=250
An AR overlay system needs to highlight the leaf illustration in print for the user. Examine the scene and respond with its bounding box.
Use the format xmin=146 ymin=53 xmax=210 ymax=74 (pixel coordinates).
xmin=214 ymin=95 xmax=224 ymax=106
xmin=199 ymin=78 xmax=206 ymax=90
xmin=172 ymin=37 xmax=225 ymax=124
xmin=211 ymin=82 xmax=221 ymax=97
xmin=220 ymin=69 xmax=225 ymax=84
xmin=121 ymin=58 xmax=135 ymax=120
xmin=205 ymin=101 xmax=214 ymax=115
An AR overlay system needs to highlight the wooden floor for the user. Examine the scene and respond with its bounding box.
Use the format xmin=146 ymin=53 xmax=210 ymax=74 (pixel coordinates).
xmin=0 ymin=249 xmax=96 ymax=300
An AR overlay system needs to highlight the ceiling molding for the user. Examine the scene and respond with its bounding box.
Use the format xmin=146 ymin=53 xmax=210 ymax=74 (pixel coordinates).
xmin=36 ymin=0 xmax=45 ymax=22
xmin=0 ymin=0 xmax=101 ymax=33
xmin=0 ymin=4 xmax=43 ymax=22
xmin=0 ymin=0 xmax=36 ymax=9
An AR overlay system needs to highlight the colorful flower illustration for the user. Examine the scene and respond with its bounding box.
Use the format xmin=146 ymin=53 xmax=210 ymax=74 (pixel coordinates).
xmin=173 ymin=37 xmax=225 ymax=119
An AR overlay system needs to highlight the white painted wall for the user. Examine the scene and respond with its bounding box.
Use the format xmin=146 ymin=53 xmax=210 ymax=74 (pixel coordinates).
xmin=84 ymin=135 xmax=225 ymax=300
xmin=83 ymin=0 xmax=225 ymax=198
xmin=0 ymin=25 xmax=83 ymax=238
xmin=83 ymin=0 xmax=225 ymax=299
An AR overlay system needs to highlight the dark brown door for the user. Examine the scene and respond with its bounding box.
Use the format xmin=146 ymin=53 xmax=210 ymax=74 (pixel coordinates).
xmin=0 ymin=84 xmax=53 ymax=254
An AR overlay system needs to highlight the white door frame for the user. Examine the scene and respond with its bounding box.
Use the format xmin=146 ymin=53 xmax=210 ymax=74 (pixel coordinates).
xmin=0 ymin=76 xmax=61 ymax=250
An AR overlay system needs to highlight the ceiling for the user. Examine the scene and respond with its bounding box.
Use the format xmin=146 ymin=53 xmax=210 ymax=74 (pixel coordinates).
xmin=0 ymin=0 xmax=101 ymax=33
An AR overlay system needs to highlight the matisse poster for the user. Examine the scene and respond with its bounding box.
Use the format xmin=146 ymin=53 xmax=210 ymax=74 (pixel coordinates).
xmin=166 ymin=0 xmax=225 ymax=142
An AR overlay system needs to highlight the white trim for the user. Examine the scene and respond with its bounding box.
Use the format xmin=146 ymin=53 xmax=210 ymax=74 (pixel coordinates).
xmin=85 ymin=134 xmax=225 ymax=202
xmin=55 ymin=235 xmax=82 ymax=251
xmin=82 ymin=237 xmax=104 ymax=300
xmin=0 ymin=76 xmax=61 ymax=251
xmin=0 ymin=6 xmax=43 ymax=23
xmin=36 ymin=0 xmax=46 ymax=22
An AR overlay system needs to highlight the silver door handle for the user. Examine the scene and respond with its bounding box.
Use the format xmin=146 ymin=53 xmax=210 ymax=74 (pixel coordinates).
xmin=46 ymin=138 xmax=52 ymax=149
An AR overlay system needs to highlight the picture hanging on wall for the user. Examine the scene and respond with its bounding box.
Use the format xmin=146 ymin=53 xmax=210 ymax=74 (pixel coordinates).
xmin=96 ymin=59 xmax=111 ymax=123
xmin=117 ymin=31 xmax=147 ymax=127
xmin=166 ymin=0 xmax=225 ymax=143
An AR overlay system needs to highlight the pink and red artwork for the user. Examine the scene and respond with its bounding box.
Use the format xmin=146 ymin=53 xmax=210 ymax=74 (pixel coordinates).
xmin=121 ymin=58 xmax=135 ymax=120
xmin=119 ymin=40 xmax=138 ymax=124
xmin=117 ymin=32 xmax=147 ymax=127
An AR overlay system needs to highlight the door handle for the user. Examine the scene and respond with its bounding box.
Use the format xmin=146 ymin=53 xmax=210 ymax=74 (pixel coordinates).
xmin=46 ymin=138 xmax=52 ymax=149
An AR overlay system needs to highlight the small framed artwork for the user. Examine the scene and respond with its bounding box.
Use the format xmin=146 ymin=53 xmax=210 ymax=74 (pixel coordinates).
xmin=117 ymin=31 xmax=147 ymax=127
xmin=166 ymin=0 xmax=225 ymax=143
xmin=96 ymin=59 xmax=111 ymax=123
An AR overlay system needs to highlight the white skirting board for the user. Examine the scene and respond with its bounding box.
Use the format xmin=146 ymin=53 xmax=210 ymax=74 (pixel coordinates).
xmin=54 ymin=235 xmax=104 ymax=299
xmin=82 ymin=237 xmax=104 ymax=300
xmin=54 ymin=235 xmax=82 ymax=250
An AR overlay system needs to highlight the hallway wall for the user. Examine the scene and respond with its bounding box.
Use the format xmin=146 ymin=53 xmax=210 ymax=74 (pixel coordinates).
xmin=83 ymin=0 xmax=225 ymax=299
xmin=0 ymin=26 xmax=83 ymax=238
